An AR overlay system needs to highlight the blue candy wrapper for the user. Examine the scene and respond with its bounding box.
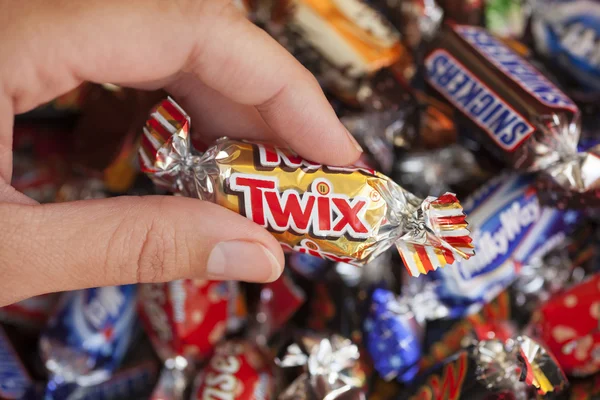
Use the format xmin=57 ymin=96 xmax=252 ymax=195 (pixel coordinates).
xmin=55 ymin=360 xmax=158 ymax=400
xmin=428 ymin=173 xmax=582 ymax=316
xmin=363 ymin=288 xmax=422 ymax=383
xmin=40 ymin=285 xmax=137 ymax=399
xmin=287 ymin=252 xmax=330 ymax=280
xmin=0 ymin=325 xmax=33 ymax=399
xmin=532 ymin=0 xmax=600 ymax=92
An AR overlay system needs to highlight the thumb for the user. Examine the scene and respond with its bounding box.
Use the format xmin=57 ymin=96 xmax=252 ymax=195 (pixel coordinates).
xmin=0 ymin=195 xmax=284 ymax=306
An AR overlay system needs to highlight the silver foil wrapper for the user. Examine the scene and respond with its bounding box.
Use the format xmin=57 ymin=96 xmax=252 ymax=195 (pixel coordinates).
xmin=276 ymin=333 xmax=365 ymax=400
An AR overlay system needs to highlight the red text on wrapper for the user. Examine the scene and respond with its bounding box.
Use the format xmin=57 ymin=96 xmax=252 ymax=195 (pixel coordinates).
xmin=229 ymin=174 xmax=372 ymax=240
xmin=254 ymin=143 xmax=377 ymax=176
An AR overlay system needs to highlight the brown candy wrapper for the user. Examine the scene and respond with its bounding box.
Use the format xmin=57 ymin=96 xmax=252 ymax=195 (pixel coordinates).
xmin=139 ymin=98 xmax=474 ymax=277
xmin=424 ymin=24 xmax=600 ymax=207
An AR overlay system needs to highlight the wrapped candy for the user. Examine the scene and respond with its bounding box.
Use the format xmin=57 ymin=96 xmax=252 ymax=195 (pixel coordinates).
xmin=363 ymin=288 xmax=423 ymax=383
xmin=139 ymin=97 xmax=474 ymax=276
xmin=39 ymin=285 xmax=138 ymax=399
xmin=528 ymin=273 xmax=600 ymax=377
xmin=258 ymin=0 xmax=404 ymax=103
xmin=137 ymin=280 xmax=241 ymax=398
xmin=248 ymin=274 xmax=306 ymax=346
xmin=485 ymin=0 xmax=526 ymax=39
xmin=424 ymin=23 xmax=600 ymax=207
xmin=531 ymin=0 xmax=600 ymax=92
xmin=340 ymin=110 xmax=411 ymax=176
xmin=428 ymin=173 xmax=582 ymax=316
xmin=305 ymin=255 xmax=394 ymax=349
xmin=138 ymin=280 xmax=237 ymax=363
xmin=391 ymin=143 xmax=492 ymax=198
xmin=259 ymin=0 xmax=457 ymax=149
xmin=275 ymin=332 xmax=366 ymax=399
xmin=418 ymin=290 xmax=513 ymax=372
xmin=190 ymin=340 xmax=275 ymax=400
xmin=369 ymin=0 xmax=443 ymax=50
xmin=398 ymin=334 xmax=567 ymax=399
xmin=60 ymin=360 xmax=159 ymax=400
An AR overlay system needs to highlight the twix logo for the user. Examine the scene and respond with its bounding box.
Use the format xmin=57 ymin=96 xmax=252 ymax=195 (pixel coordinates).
xmin=410 ymin=352 xmax=468 ymax=400
xmin=229 ymin=174 xmax=372 ymax=240
xmin=254 ymin=143 xmax=377 ymax=176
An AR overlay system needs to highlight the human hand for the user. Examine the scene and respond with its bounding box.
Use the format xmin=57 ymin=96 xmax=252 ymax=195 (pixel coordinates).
xmin=0 ymin=0 xmax=362 ymax=306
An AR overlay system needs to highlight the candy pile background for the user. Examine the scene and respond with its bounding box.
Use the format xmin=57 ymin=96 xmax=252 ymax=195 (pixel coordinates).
xmin=3 ymin=0 xmax=600 ymax=399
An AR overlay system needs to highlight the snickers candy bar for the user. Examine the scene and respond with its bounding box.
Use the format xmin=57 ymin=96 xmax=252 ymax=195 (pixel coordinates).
xmin=424 ymin=24 xmax=600 ymax=205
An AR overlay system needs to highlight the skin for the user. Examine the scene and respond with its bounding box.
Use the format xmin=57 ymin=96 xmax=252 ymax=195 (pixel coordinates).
xmin=0 ymin=0 xmax=362 ymax=306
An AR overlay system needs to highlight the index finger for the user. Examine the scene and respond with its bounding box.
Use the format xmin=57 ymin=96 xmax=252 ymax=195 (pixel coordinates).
xmin=0 ymin=0 xmax=362 ymax=166
xmin=182 ymin=1 xmax=363 ymax=165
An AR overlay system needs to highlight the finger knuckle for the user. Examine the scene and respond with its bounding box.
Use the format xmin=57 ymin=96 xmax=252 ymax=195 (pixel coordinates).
xmin=136 ymin=219 xmax=178 ymax=283
xmin=133 ymin=201 xmax=179 ymax=283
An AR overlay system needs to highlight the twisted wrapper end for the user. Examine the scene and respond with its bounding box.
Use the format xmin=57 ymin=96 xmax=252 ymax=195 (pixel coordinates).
xmin=276 ymin=334 xmax=365 ymax=400
xmin=397 ymin=193 xmax=475 ymax=277
xmin=516 ymin=335 xmax=568 ymax=395
xmin=138 ymin=97 xmax=219 ymax=200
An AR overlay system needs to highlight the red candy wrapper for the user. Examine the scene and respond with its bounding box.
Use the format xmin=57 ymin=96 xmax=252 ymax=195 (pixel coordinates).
xmin=248 ymin=274 xmax=306 ymax=346
xmin=138 ymin=280 xmax=239 ymax=363
xmin=530 ymin=273 xmax=600 ymax=377
xmin=191 ymin=341 xmax=275 ymax=400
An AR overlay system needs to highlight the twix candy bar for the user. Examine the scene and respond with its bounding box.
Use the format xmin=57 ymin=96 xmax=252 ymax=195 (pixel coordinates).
xmin=424 ymin=24 xmax=600 ymax=207
xmin=139 ymin=98 xmax=474 ymax=277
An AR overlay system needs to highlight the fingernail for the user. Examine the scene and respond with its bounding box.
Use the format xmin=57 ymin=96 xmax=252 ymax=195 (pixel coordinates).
xmin=206 ymin=241 xmax=283 ymax=282
xmin=345 ymin=127 xmax=363 ymax=153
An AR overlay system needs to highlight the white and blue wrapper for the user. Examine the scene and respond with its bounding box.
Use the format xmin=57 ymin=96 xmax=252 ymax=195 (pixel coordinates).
xmin=47 ymin=360 xmax=158 ymax=400
xmin=428 ymin=173 xmax=582 ymax=316
xmin=532 ymin=0 xmax=600 ymax=92
xmin=40 ymin=285 xmax=137 ymax=398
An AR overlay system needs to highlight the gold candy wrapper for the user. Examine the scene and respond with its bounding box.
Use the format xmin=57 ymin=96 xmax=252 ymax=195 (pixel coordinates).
xmin=139 ymin=98 xmax=474 ymax=276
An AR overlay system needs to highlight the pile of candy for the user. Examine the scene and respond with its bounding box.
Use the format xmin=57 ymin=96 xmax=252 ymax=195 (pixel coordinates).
xmin=4 ymin=0 xmax=600 ymax=398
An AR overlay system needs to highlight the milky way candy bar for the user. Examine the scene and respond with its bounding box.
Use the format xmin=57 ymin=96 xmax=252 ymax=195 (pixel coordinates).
xmin=139 ymin=98 xmax=474 ymax=276
xmin=424 ymin=24 xmax=600 ymax=206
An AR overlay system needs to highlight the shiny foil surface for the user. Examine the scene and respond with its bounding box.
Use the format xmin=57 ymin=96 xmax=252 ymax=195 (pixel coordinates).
xmin=139 ymin=98 xmax=474 ymax=276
